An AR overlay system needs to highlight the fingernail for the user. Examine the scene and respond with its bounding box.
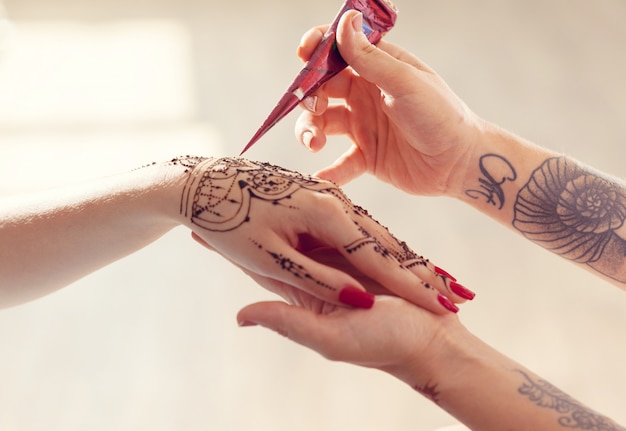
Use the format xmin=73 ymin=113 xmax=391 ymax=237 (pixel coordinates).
xmin=302 ymin=131 xmax=314 ymax=150
xmin=303 ymin=95 xmax=318 ymax=112
xmin=449 ymin=281 xmax=476 ymax=300
xmin=339 ymin=286 xmax=375 ymax=309
xmin=238 ymin=320 xmax=258 ymax=327
xmin=434 ymin=266 xmax=457 ymax=282
xmin=352 ymin=11 xmax=364 ymax=33
xmin=437 ymin=294 xmax=459 ymax=313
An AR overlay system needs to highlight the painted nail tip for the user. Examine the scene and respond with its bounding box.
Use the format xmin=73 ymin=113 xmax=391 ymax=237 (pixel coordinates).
xmin=434 ymin=266 xmax=457 ymax=282
xmin=449 ymin=281 xmax=476 ymax=300
xmin=339 ymin=286 xmax=375 ymax=309
xmin=437 ymin=294 xmax=459 ymax=313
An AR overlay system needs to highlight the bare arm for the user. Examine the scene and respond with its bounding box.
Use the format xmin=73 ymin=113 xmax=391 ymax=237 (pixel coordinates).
xmin=238 ymin=295 xmax=625 ymax=431
xmin=0 ymin=162 xmax=179 ymax=306
xmin=0 ymin=156 xmax=466 ymax=312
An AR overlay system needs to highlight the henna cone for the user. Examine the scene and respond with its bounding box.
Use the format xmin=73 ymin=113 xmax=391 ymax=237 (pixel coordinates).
xmin=240 ymin=0 xmax=398 ymax=155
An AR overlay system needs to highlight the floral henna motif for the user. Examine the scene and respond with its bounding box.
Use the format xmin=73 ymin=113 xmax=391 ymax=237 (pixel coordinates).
xmin=513 ymin=157 xmax=626 ymax=283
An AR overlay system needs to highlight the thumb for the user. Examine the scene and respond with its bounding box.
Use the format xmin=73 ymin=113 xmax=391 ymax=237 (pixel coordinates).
xmin=336 ymin=10 xmax=410 ymax=96
xmin=237 ymin=301 xmax=344 ymax=357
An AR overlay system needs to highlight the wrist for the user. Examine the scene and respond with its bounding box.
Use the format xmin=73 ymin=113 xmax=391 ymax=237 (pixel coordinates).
xmin=135 ymin=155 xmax=216 ymax=227
xmin=450 ymin=121 xmax=558 ymax=215
xmin=382 ymin=315 xmax=473 ymax=394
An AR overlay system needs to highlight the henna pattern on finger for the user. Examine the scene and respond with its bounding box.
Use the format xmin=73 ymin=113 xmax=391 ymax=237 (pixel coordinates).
xmin=178 ymin=157 xmax=436 ymax=288
xmin=250 ymin=237 xmax=333 ymax=290
xmin=513 ymin=157 xmax=626 ymax=283
xmin=515 ymin=370 xmax=625 ymax=430
xmin=266 ymin=250 xmax=335 ymax=292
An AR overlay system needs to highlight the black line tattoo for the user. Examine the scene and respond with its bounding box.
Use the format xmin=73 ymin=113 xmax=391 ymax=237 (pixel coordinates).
xmin=513 ymin=157 xmax=626 ymax=283
xmin=465 ymin=154 xmax=517 ymax=210
xmin=515 ymin=370 xmax=625 ymax=430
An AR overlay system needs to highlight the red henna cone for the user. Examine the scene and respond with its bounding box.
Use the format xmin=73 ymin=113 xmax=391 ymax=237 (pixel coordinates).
xmin=240 ymin=0 xmax=398 ymax=155
xmin=339 ymin=286 xmax=375 ymax=309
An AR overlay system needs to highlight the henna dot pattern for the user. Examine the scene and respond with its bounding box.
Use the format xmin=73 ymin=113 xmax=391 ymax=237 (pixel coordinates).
xmin=267 ymin=250 xmax=335 ymax=291
xmin=178 ymin=156 xmax=438 ymax=288
xmin=180 ymin=158 xmax=329 ymax=232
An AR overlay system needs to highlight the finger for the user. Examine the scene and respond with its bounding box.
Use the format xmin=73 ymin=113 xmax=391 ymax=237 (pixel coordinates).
xmin=191 ymin=231 xmax=216 ymax=251
xmin=295 ymin=104 xmax=352 ymax=152
xmin=336 ymin=10 xmax=423 ymax=97
xmin=299 ymin=90 xmax=329 ymax=116
xmin=237 ymin=301 xmax=351 ymax=359
xmin=297 ymin=25 xmax=329 ymax=62
xmin=313 ymin=144 xmax=367 ymax=186
xmin=305 ymin=198 xmax=458 ymax=315
xmin=346 ymin=220 xmax=476 ymax=304
xmin=300 ymin=244 xmax=391 ymax=296
xmin=375 ymin=39 xmax=437 ymax=75
xmin=253 ymin=232 xmax=375 ymax=310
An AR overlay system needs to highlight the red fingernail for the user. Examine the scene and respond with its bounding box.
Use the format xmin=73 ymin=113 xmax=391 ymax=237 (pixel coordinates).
xmin=449 ymin=281 xmax=476 ymax=300
xmin=434 ymin=266 xmax=457 ymax=282
xmin=438 ymin=294 xmax=459 ymax=313
xmin=339 ymin=286 xmax=375 ymax=309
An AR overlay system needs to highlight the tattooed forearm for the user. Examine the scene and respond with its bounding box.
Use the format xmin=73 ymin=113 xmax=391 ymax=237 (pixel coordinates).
xmin=465 ymin=154 xmax=517 ymax=209
xmin=513 ymin=156 xmax=626 ymax=283
xmin=515 ymin=370 xmax=626 ymax=430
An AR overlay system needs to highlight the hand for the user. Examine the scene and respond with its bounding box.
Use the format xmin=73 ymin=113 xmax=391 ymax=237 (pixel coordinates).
xmin=237 ymin=293 xmax=460 ymax=381
xmin=295 ymin=10 xmax=483 ymax=197
xmin=180 ymin=156 xmax=473 ymax=314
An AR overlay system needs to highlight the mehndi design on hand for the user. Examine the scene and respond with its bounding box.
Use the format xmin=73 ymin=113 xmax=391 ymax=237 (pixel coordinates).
xmin=175 ymin=157 xmax=466 ymax=311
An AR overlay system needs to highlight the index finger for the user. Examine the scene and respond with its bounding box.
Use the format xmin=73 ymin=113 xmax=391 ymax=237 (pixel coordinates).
xmin=297 ymin=25 xmax=329 ymax=62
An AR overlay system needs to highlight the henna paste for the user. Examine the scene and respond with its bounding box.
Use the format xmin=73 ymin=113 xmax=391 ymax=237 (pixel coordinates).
xmin=177 ymin=157 xmax=429 ymax=287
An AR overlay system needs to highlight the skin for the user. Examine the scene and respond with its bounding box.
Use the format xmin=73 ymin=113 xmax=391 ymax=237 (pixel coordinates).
xmin=0 ymin=155 xmax=467 ymax=312
xmin=232 ymin=9 xmax=626 ymax=431
xmin=295 ymin=11 xmax=626 ymax=287
xmin=238 ymin=292 xmax=625 ymax=431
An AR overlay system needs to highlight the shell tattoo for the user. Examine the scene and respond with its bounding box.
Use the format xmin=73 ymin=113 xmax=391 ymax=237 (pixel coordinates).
xmin=513 ymin=157 xmax=626 ymax=282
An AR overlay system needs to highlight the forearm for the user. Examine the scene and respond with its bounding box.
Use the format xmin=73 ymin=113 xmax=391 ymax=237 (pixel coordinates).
xmin=390 ymin=324 xmax=624 ymax=431
xmin=451 ymin=121 xmax=626 ymax=286
xmin=0 ymin=161 xmax=185 ymax=307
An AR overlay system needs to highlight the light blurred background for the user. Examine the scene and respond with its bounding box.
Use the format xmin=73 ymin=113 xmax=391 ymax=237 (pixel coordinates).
xmin=0 ymin=0 xmax=625 ymax=430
